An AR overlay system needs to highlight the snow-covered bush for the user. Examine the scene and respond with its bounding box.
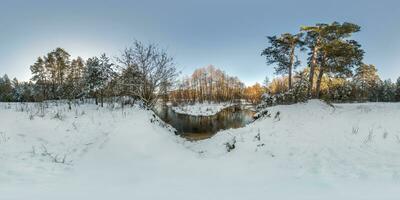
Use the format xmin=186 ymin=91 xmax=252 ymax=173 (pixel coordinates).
xmin=253 ymin=109 xmax=271 ymax=120
xmin=224 ymin=137 xmax=236 ymax=152
xmin=52 ymin=111 xmax=65 ymax=120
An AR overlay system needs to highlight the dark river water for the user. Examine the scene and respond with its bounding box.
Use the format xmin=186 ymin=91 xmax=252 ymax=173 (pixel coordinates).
xmin=154 ymin=105 xmax=256 ymax=140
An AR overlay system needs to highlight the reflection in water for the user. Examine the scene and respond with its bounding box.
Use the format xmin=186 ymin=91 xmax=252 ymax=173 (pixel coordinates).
xmin=154 ymin=105 xmax=255 ymax=140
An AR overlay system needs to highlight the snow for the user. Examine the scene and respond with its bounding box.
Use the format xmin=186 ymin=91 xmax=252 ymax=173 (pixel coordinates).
xmin=171 ymin=102 xmax=234 ymax=116
xmin=1 ymin=100 xmax=400 ymax=199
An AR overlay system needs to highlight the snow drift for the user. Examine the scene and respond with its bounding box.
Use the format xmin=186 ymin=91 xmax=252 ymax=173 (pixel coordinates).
xmin=1 ymin=100 xmax=400 ymax=199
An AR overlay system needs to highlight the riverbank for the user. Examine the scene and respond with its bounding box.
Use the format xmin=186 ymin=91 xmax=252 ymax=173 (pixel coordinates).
xmin=171 ymin=102 xmax=235 ymax=116
xmin=1 ymin=100 xmax=400 ymax=199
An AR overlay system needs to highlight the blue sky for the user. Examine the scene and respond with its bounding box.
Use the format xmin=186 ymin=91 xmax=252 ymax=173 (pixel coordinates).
xmin=1 ymin=0 xmax=399 ymax=85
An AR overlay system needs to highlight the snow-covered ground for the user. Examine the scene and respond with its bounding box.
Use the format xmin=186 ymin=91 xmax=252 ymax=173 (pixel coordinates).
xmin=171 ymin=102 xmax=234 ymax=116
xmin=1 ymin=100 xmax=400 ymax=199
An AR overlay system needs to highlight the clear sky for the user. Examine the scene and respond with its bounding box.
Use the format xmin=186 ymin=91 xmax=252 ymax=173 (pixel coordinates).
xmin=1 ymin=0 xmax=399 ymax=86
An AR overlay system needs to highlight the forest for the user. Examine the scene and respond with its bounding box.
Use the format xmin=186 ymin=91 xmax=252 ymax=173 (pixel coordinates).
xmin=0 ymin=41 xmax=178 ymax=108
xmin=1 ymin=22 xmax=400 ymax=106
xmin=260 ymin=22 xmax=400 ymax=104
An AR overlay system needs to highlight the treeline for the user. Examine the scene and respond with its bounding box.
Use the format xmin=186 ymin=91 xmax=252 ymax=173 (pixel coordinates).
xmin=266 ymin=66 xmax=400 ymax=103
xmin=0 ymin=41 xmax=178 ymax=108
xmin=169 ymin=65 xmax=245 ymax=103
xmin=168 ymin=65 xmax=265 ymax=104
xmin=261 ymin=21 xmax=400 ymax=104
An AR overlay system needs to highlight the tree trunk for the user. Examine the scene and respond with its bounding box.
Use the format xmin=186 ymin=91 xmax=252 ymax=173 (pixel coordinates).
xmin=100 ymin=90 xmax=104 ymax=107
xmin=316 ymin=67 xmax=324 ymax=99
xmin=308 ymin=41 xmax=320 ymax=98
xmin=288 ymin=45 xmax=295 ymax=90
xmin=95 ymin=91 xmax=98 ymax=105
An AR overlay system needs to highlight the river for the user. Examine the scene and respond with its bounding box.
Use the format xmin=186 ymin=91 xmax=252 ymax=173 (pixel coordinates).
xmin=154 ymin=104 xmax=256 ymax=140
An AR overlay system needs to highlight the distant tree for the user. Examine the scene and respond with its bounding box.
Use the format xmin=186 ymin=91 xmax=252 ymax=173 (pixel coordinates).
xmin=23 ymin=82 xmax=35 ymax=102
xmin=30 ymin=57 xmax=48 ymax=100
xmin=0 ymin=75 xmax=13 ymax=102
xmin=43 ymin=48 xmax=71 ymax=99
xmin=98 ymin=54 xmax=115 ymax=106
xmin=64 ymin=57 xmax=86 ymax=108
xmin=263 ymin=76 xmax=270 ymax=87
xmin=291 ymin=71 xmax=309 ymax=102
xmin=244 ymin=83 xmax=264 ymax=104
xmin=117 ymin=46 xmax=141 ymax=102
xmin=267 ymin=76 xmax=289 ymax=95
xmin=69 ymin=57 xmax=86 ymax=97
xmin=353 ymin=64 xmax=381 ymax=101
xmin=84 ymin=54 xmax=115 ymax=107
xmin=11 ymin=78 xmax=21 ymax=101
xmin=395 ymin=77 xmax=400 ymax=101
xmin=262 ymin=76 xmax=270 ymax=94
xmin=261 ymin=33 xmax=304 ymax=90
xmin=84 ymin=57 xmax=102 ymax=105
xmin=380 ymin=79 xmax=396 ymax=102
xmin=119 ymin=64 xmax=141 ymax=100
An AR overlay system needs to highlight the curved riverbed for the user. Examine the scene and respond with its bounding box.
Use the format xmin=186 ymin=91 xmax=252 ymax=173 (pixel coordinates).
xmin=154 ymin=105 xmax=256 ymax=140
